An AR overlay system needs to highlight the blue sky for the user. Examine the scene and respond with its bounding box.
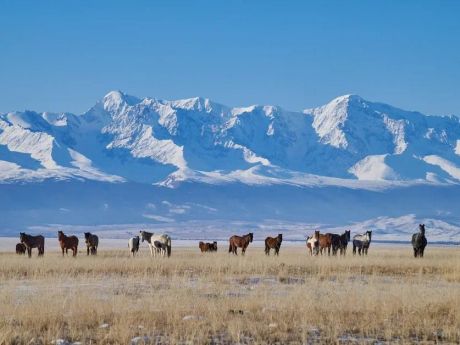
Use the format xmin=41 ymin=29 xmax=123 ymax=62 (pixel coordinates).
xmin=1 ymin=0 xmax=459 ymax=115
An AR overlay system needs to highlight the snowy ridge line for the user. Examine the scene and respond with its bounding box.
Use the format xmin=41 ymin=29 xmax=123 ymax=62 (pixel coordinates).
xmin=1 ymin=91 xmax=460 ymax=188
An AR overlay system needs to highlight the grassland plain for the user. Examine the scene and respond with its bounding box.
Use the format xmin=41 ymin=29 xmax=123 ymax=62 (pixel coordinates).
xmin=0 ymin=246 xmax=459 ymax=344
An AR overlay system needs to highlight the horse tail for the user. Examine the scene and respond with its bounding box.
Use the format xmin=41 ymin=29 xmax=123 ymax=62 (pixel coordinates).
xmin=229 ymin=238 xmax=233 ymax=253
xmin=167 ymin=236 xmax=172 ymax=257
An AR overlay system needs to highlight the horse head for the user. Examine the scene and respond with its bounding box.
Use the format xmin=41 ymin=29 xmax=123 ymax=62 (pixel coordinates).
xmin=419 ymin=224 xmax=425 ymax=235
xmin=139 ymin=231 xmax=145 ymax=242
xmin=345 ymin=230 xmax=351 ymax=241
xmin=58 ymin=231 xmax=64 ymax=240
xmin=84 ymin=232 xmax=91 ymax=240
xmin=278 ymin=234 xmax=283 ymax=242
xmin=19 ymin=232 xmax=25 ymax=242
xmin=314 ymin=230 xmax=320 ymax=239
xmin=249 ymin=233 xmax=254 ymax=242
xmin=367 ymin=230 xmax=372 ymax=241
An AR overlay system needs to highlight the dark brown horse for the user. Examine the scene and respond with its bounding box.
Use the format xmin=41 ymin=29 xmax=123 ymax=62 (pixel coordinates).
xmin=58 ymin=231 xmax=79 ymax=257
xmin=84 ymin=232 xmax=99 ymax=255
xmin=199 ymin=241 xmax=218 ymax=252
xmin=229 ymin=233 xmax=253 ymax=255
xmin=19 ymin=232 xmax=45 ymax=258
xmin=16 ymin=243 xmax=26 ymax=255
xmin=318 ymin=232 xmax=333 ymax=256
xmin=265 ymin=234 xmax=282 ymax=256
xmin=330 ymin=230 xmax=351 ymax=256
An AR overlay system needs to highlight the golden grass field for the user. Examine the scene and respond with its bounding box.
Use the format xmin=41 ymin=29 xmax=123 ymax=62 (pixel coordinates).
xmin=0 ymin=245 xmax=459 ymax=344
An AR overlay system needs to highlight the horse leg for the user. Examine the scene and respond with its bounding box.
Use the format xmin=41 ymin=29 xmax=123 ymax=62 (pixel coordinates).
xmin=27 ymin=248 xmax=31 ymax=258
xmin=353 ymin=244 xmax=356 ymax=255
xmin=275 ymin=246 xmax=279 ymax=256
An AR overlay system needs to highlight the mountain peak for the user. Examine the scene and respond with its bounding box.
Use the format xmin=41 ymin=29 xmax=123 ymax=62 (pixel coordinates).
xmin=102 ymin=90 xmax=141 ymax=111
xmin=170 ymin=96 xmax=226 ymax=114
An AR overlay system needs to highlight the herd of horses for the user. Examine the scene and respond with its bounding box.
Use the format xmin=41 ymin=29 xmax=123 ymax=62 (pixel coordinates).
xmin=15 ymin=225 xmax=428 ymax=258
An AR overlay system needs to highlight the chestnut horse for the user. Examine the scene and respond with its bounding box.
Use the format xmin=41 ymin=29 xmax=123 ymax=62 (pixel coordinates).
xmin=20 ymin=232 xmax=45 ymax=258
xmin=199 ymin=241 xmax=217 ymax=252
xmin=265 ymin=234 xmax=282 ymax=256
xmin=58 ymin=231 xmax=79 ymax=257
xmin=229 ymin=233 xmax=253 ymax=255
xmin=318 ymin=232 xmax=333 ymax=256
xmin=16 ymin=243 xmax=26 ymax=255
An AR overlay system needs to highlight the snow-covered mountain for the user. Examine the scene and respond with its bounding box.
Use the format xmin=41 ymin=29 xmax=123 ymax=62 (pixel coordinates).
xmin=1 ymin=92 xmax=460 ymax=240
xmin=2 ymin=91 xmax=460 ymax=188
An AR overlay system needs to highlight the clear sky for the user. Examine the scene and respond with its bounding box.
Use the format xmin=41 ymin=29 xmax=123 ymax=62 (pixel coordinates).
xmin=1 ymin=0 xmax=459 ymax=115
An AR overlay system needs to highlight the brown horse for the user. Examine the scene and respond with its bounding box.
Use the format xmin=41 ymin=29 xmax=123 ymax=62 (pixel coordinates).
xmin=318 ymin=232 xmax=333 ymax=256
xmin=19 ymin=232 xmax=45 ymax=258
xmin=58 ymin=231 xmax=79 ymax=257
xmin=229 ymin=233 xmax=253 ymax=255
xmin=265 ymin=234 xmax=282 ymax=256
xmin=16 ymin=243 xmax=26 ymax=255
xmin=199 ymin=241 xmax=218 ymax=252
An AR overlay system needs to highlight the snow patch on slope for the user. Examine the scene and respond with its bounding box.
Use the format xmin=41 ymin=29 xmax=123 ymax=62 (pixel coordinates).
xmin=349 ymin=155 xmax=398 ymax=181
xmin=423 ymin=155 xmax=460 ymax=181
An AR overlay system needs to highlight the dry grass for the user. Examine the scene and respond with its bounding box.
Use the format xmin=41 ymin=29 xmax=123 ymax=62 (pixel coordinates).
xmin=0 ymin=246 xmax=459 ymax=344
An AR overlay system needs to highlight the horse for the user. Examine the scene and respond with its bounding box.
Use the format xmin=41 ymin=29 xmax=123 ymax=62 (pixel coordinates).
xmin=16 ymin=243 xmax=26 ymax=255
xmin=318 ymin=232 xmax=333 ymax=256
xmin=331 ymin=230 xmax=351 ymax=255
xmin=265 ymin=234 xmax=282 ymax=256
xmin=306 ymin=231 xmax=319 ymax=256
xmin=228 ymin=233 xmax=253 ymax=255
xmin=139 ymin=230 xmax=172 ymax=257
xmin=58 ymin=231 xmax=79 ymax=257
xmin=19 ymin=232 xmax=45 ymax=258
xmin=84 ymin=232 xmax=99 ymax=255
xmin=128 ymin=236 xmax=140 ymax=257
xmin=353 ymin=230 xmax=372 ymax=255
xmin=412 ymin=224 xmax=427 ymax=258
xmin=199 ymin=241 xmax=218 ymax=252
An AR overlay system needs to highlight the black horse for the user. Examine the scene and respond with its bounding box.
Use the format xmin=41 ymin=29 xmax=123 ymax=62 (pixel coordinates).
xmin=412 ymin=224 xmax=427 ymax=258
xmin=84 ymin=232 xmax=99 ymax=255
xmin=331 ymin=230 xmax=351 ymax=255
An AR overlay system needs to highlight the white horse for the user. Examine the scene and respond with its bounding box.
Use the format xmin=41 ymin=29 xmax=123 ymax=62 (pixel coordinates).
xmin=352 ymin=230 xmax=372 ymax=255
xmin=306 ymin=234 xmax=319 ymax=256
xmin=128 ymin=236 xmax=140 ymax=257
xmin=139 ymin=230 xmax=172 ymax=257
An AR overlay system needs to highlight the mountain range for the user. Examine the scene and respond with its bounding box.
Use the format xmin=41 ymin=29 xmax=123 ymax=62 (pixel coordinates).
xmin=1 ymin=92 xmax=460 ymax=240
